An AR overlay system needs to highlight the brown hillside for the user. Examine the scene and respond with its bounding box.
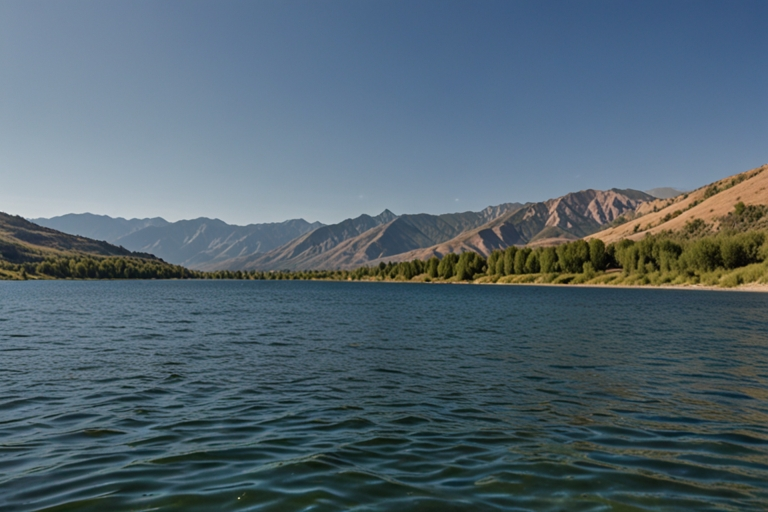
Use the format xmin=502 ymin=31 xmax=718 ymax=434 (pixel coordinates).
xmin=588 ymin=164 xmax=768 ymax=244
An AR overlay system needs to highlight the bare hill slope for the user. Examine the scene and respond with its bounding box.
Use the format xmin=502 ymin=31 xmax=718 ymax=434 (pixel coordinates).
xmin=588 ymin=164 xmax=768 ymax=244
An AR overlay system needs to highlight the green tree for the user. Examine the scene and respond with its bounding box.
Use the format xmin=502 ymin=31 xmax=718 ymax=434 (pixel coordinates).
xmin=588 ymin=239 xmax=606 ymax=271
xmin=455 ymin=251 xmax=486 ymax=280
xmin=539 ymin=247 xmax=558 ymax=273
xmin=495 ymin=256 xmax=504 ymax=275
xmin=680 ymin=238 xmax=722 ymax=272
xmin=486 ymin=250 xmax=499 ymax=275
xmin=437 ymin=253 xmax=458 ymax=279
xmin=514 ymin=247 xmax=531 ymax=274
xmin=426 ymin=257 xmax=439 ymax=278
xmin=503 ymin=246 xmax=517 ymax=276
xmin=557 ymin=240 xmax=590 ymax=273
xmin=524 ymin=250 xmax=540 ymax=273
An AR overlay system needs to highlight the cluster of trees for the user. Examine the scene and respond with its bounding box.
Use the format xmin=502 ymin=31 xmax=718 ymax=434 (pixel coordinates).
xmin=345 ymin=230 xmax=768 ymax=282
xmin=613 ymin=231 xmax=767 ymax=275
xmin=719 ymin=202 xmax=766 ymax=232
xmin=3 ymin=255 xmax=196 ymax=280
xmin=340 ymin=251 xmax=487 ymax=281
xmin=484 ymin=239 xmax=607 ymax=276
xmin=0 ymin=255 xmax=368 ymax=281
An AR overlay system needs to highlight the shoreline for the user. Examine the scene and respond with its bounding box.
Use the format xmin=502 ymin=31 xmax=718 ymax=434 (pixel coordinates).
xmin=3 ymin=276 xmax=768 ymax=292
xmin=481 ymin=281 xmax=768 ymax=292
xmin=347 ymin=276 xmax=768 ymax=292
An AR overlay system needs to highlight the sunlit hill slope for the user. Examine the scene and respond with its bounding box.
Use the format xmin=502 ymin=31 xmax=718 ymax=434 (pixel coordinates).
xmin=589 ymin=164 xmax=768 ymax=244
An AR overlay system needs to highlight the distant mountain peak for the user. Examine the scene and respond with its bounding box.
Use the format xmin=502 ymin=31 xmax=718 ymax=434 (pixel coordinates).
xmin=645 ymin=187 xmax=686 ymax=199
xmin=375 ymin=209 xmax=397 ymax=223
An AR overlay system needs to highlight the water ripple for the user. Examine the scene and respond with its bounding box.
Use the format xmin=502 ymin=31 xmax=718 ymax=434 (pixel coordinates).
xmin=1 ymin=281 xmax=767 ymax=511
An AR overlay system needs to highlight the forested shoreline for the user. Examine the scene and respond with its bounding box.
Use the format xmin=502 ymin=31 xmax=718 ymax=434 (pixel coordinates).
xmin=3 ymin=204 xmax=768 ymax=288
xmin=3 ymin=226 xmax=768 ymax=289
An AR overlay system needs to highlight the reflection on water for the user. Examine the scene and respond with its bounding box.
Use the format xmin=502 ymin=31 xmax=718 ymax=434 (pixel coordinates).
xmin=1 ymin=281 xmax=768 ymax=511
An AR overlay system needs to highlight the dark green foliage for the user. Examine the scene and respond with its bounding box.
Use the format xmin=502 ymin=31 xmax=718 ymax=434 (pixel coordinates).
xmin=614 ymin=240 xmax=638 ymax=275
xmin=524 ymin=250 xmax=540 ymax=274
xmin=588 ymin=239 xmax=606 ymax=271
xmin=703 ymin=185 xmax=720 ymax=199
xmin=718 ymin=232 xmax=765 ymax=269
xmin=455 ymin=251 xmax=486 ymax=281
xmin=680 ymin=238 xmax=722 ymax=272
xmin=486 ymin=250 xmax=502 ymax=276
xmin=606 ymin=231 xmax=767 ymax=276
xmin=437 ymin=253 xmax=458 ymax=279
xmin=719 ymin=203 xmax=767 ymax=232
xmin=513 ymin=248 xmax=530 ymax=275
xmin=494 ymin=256 xmax=504 ymax=275
xmin=654 ymin=239 xmax=683 ymax=272
xmin=426 ymin=257 xmax=439 ymax=278
xmin=556 ymin=240 xmax=589 ymax=273
xmin=9 ymin=255 xmax=199 ymax=280
xmin=682 ymin=218 xmax=709 ymax=238
xmin=539 ymin=247 xmax=558 ymax=273
xmin=398 ymin=263 xmax=412 ymax=280
xmin=503 ymin=246 xmax=517 ymax=276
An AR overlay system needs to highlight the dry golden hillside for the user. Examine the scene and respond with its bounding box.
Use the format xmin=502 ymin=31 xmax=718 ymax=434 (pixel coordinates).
xmin=588 ymin=164 xmax=768 ymax=244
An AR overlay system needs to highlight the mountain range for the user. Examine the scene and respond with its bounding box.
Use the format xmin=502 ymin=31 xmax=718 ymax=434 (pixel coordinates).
xmin=12 ymin=166 xmax=768 ymax=274
xmin=32 ymin=214 xmax=323 ymax=269
xmin=31 ymin=187 xmax=652 ymax=271
xmin=20 ymin=164 xmax=768 ymax=272
xmin=362 ymin=189 xmax=651 ymax=267
xmin=220 ymin=204 xmax=525 ymax=271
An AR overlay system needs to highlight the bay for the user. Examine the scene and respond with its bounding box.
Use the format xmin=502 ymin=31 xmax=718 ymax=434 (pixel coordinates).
xmin=1 ymin=281 xmax=768 ymax=511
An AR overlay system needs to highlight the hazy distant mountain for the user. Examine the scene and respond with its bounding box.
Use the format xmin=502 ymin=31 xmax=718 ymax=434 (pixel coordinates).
xmin=30 ymin=213 xmax=323 ymax=269
xmin=31 ymin=213 xmax=169 ymax=244
xmin=224 ymin=204 xmax=524 ymax=271
xmin=364 ymin=189 xmax=653 ymax=266
xmin=215 ymin=210 xmax=398 ymax=271
xmin=645 ymin=187 xmax=686 ymax=199
xmin=113 ymin=217 xmax=323 ymax=269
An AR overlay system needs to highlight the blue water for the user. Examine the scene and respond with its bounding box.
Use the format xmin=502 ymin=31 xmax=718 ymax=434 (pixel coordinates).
xmin=1 ymin=281 xmax=768 ymax=511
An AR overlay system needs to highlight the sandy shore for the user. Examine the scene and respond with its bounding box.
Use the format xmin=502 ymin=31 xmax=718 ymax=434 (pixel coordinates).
xmin=483 ymin=281 xmax=768 ymax=292
xmin=362 ymin=278 xmax=768 ymax=292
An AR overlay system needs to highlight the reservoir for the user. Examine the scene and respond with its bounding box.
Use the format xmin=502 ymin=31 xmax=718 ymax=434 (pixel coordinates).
xmin=1 ymin=281 xmax=767 ymax=510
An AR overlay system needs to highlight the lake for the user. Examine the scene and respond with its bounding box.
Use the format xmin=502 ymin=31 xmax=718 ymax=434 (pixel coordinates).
xmin=1 ymin=280 xmax=768 ymax=511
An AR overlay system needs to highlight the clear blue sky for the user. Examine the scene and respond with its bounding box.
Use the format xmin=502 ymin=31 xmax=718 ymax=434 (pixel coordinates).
xmin=1 ymin=0 xmax=766 ymax=225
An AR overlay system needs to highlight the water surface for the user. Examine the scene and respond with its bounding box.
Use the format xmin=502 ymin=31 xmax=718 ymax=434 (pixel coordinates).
xmin=1 ymin=281 xmax=768 ymax=510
